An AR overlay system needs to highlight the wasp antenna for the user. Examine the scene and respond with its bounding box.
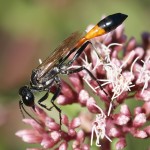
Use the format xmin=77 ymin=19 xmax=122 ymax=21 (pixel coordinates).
xmin=19 ymin=100 xmax=25 ymax=118
xmin=19 ymin=101 xmax=41 ymax=124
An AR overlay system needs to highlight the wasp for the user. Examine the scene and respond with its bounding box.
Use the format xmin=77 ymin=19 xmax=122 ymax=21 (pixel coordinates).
xmin=19 ymin=13 xmax=128 ymax=125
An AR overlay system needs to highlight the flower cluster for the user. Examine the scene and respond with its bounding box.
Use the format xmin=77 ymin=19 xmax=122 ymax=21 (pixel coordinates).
xmin=16 ymin=106 xmax=88 ymax=150
xmin=16 ymin=23 xmax=150 ymax=150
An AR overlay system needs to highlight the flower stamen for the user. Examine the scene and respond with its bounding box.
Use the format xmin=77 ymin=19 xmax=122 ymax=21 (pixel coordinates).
xmin=91 ymin=103 xmax=111 ymax=147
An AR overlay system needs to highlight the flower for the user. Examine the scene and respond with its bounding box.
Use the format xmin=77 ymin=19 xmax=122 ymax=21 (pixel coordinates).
xmin=16 ymin=106 xmax=87 ymax=150
xmin=16 ymin=22 xmax=150 ymax=150
xmin=90 ymin=103 xmax=112 ymax=147
xmin=136 ymin=56 xmax=150 ymax=93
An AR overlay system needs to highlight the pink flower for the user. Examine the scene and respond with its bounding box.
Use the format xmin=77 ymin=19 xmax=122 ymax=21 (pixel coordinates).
xmin=16 ymin=106 xmax=84 ymax=149
xmin=16 ymin=22 xmax=150 ymax=150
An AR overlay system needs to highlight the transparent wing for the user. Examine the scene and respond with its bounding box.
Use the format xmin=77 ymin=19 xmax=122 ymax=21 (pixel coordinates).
xmin=37 ymin=31 xmax=83 ymax=79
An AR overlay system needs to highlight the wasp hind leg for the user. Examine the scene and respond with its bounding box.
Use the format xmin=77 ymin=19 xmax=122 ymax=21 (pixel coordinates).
xmin=67 ymin=66 xmax=110 ymax=99
xmin=64 ymin=41 xmax=110 ymax=98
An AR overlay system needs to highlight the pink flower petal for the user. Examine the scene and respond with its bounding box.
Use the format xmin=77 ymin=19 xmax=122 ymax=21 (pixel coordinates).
xmin=41 ymin=137 xmax=55 ymax=149
xmin=72 ymin=140 xmax=80 ymax=149
xmin=16 ymin=130 xmax=42 ymax=143
xmin=46 ymin=120 xmax=60 ymax=131
xmin=70 ymin=117 xmax=81 ymax=128
xmin=22 ymin=118 xmax=44 ymax=131
xmin=120 ymin=104 xmax=131 ymax=116
xmin=116 ymin=138 xmax=126 ymax=150
xmin=34 ymin=106 xmax=47 ymax=120
xmin=133 ymin=113 xmax=146 ymax=127
xmin=57 ymin=95 xmax=69 ymax=105
xmin=134 ymin=107 xmax=143 ymax=115
xmin=62 ymin=114 xmax=69 ymax=126
xmin=69 ymin=74 xmax=83 ymax=92
xmin=68 ymin=128 xmax=76 ymax=136
xmin=81 ymin=144 xmax=90 ymax=150
xmin=144 ymin=126 xmax=150 ymax=136
xmin=86 ymin=98 xmax=98 ymax=113
xmin=50 ymin=131 xmax=61 ymax=142
xmin=61 ymin=81 xmax=76 ymax=99
xmin=76 ymin=130 xmax=85 ymax=142
xmin=143 ymin=101 xmax=150 ymax=115
xmin=125 ymin=37 xmax=136 ymax=52
xmin=59 ymin=141 xmax=68 ymax=150
xmin=78 ymin=90 xmax=89 ymax=105
xmin=133 ymin=130 xmax=147 ymax=138
xmin=113 ymin=114 xmax=130 ymax=125
xmin=135 ymin=90 xmax=150 ymax=101
xmin=109 ymin=127 xmax=122 ymax=137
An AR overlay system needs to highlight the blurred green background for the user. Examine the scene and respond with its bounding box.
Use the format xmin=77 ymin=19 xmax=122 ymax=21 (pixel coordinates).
xmin=0 ymin=0 xmax=149 ymax=150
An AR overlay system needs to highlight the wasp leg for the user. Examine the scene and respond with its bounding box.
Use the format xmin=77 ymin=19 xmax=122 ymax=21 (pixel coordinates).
xmin=67 ymin=41 xmax=91 ymax=66
xmin=49 ymin=77 xmax=62 ymax=126
xmin=37 ymin=83 xmax=62 ymax=126
xmin=50 ymin=87 xmax=62 ymax=126
xmin=58 ymin=46 xmax=77 ymax=66
xmin=59 ymin=41 xmax=91 ymax=67
xmin=62 ymin=41 xmax=109 ymax=97
xmin=67 ymin=66 xmax=110 ymax=98
xmin=38 ymin=92 xmax=52 ymax=109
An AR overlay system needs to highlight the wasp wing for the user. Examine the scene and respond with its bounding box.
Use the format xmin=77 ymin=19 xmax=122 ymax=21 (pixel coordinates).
xmin=37 ymin=31 xmax=83 ymax=79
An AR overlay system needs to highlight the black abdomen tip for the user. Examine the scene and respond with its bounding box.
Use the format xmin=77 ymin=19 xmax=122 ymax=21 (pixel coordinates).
xmin=112 ymin=13 xmax=128 ymax=25
xmin=97 ymin=13 xmax=128 ymax=32
xmin=115 ymin=13 xmax=128 ymax=21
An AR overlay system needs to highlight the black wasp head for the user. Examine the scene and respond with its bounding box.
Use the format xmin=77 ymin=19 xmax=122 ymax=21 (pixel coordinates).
xmin=19 ymin=86 xmax=35 ymax=107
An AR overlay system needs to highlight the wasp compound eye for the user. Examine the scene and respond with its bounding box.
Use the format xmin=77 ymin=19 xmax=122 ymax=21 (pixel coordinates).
xmin=19 ymin=86 xmax=35 ymax=107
